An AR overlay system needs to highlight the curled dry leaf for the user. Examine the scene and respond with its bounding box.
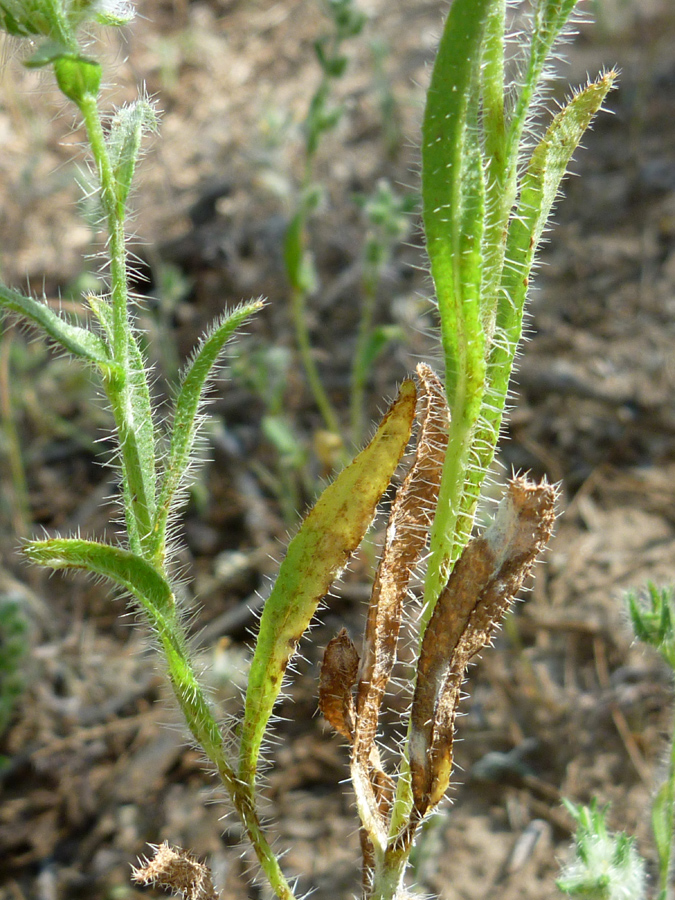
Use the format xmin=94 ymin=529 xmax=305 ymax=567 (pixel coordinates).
xmin=132 ymin=841 xmax=218 ymax=900
xmin=355 ymin=364 xmax=448 ymax=755
xmin=408 ymin=476 xmax=557 ymax=826
xmin=319 ymin=628 xmax=360 ymax=739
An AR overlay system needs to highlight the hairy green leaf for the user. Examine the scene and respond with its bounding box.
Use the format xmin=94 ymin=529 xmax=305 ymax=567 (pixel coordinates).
xmin=238 ymin=379 xmax=417 ymax=788
xmin=23 ymin=39 xmax=73 ymax=68
xmin=82 ymin=293 xmax=156 ymax=553
xmin=652 ymin=781 xmax=674 ymax=890
xmin=150 ymin=299 xmax=264 ymax=563
xmin=103 ymin=325 xmax=159 ymax=555
xmin=25 ymin=538 xmax=236 ymax=790
xmin=24 ymin=538 xmax=173 ymax=613
xmin=497 ymin=72 xmax=617 ymax=360
xmin=0 ymin=284 xmax=115 ymax=369
xmin=421 ymin=0 xmax=491 ymax=408
xmin=507 ymin=0 xmax=580 ymax=162
xmin=106 ymin=100 xmax=159 ymax=215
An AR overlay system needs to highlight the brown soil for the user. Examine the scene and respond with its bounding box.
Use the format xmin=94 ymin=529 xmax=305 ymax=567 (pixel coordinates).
xmin=1 ymin=1 xmax=675 ymax=899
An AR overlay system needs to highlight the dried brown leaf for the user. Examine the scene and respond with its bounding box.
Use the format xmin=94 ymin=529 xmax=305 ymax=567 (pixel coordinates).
xmin=318 ymin=628 xmax=360 ymax=739
xmin=409 ymin=477 xmax=557 ymax=821
xmin=132 ymin=842 xmax=218 ymax=900
xmin=355 ymin=365 xmax=449 ymax=760
xmin=349 ymin=365 xmax=449 ymax=850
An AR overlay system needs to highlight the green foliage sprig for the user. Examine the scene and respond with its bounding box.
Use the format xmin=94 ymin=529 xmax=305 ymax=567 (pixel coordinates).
xmin=557 ymin=800 xmax=647 ymax=900
xmin=419 ymin=0 xmax=616 ymax=619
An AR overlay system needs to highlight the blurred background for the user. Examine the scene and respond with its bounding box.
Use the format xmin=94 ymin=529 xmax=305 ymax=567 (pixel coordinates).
xmin=0 ymin=0 xmax=674 ymax=897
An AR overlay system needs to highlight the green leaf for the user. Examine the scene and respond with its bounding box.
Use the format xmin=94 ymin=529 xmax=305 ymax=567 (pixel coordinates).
xmin=359 ymin=324 xmax=402 ymax=373
xmin=0 ymin=595 xmax=28 ymax=737
xmin=0 ymin=0 xmax=68 ymax=38
xmin=23 ymin=39 xmax=72 ymax=68
xmin=25 ymin=537 xmax=236 ymax=788
xmin=418 ymin=0 xmax=491 ymax=612
xmin=125 ymin=328 xmax=158 ymax=538
xmin=261 ymin=414 xmax=306 ymax=468
xmin=530 ymin=0 xmax=580 ymax=72
xmin=85 ymin=293 xmax=115 ymax=344
xmin=497 ymin=71 xmax=617 ymax=359
xmin=238 ymin=379 xmax=418 ymax=788
xmin=102 ymin=326 xmax=158 ymax=555
xmin=150 ymin=300 xmax=264 ymax=563
xmin=421 ymin=0 xmax=491 ymax=408
xmin=0 ymin=283 xmax=116 ymax=369
xmin=283 ymin=211 xmax=317 ymax=295
xmin=24 ymin=538 xmax=174 ymax=614
xmin=507 ymin=0 xmax=580 ymax=162
xmin=85 ymin=293 xmax=156 ymax=553
xmin=54 ymin=54 xmax=101 ymax=103
xmin=98 ymin=310 xmax=158 ymax=554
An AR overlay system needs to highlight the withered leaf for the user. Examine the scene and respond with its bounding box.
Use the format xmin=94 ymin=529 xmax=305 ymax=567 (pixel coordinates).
xmin=355 ymin=364 xmax=449 ymax=760
xmin=352 ymin=365 xmax=449 ymax=842
xmin=132 ymin=842 xmax=218 ymax=900
xmin=319 ymin=628 xmax=360 ymax=740
xmin=409 ymin=477 xmax=557 ymax=821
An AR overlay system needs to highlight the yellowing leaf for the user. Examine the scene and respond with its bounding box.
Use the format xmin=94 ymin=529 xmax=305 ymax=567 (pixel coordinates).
xmin=238 ymin=379 xmax=417 ymax=788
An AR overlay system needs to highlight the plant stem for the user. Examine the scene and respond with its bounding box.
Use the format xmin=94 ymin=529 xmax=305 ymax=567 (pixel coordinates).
xmin=350 ymin=268 xmax=378 ymax=447
xmin=289 ymin=283 xmax=341 ymax=437
xmin=421 ymin=399 xmax=480 ymax=630
xmin=369 ymin=845 xmax=409 ymax=900
xmin=657 ymin=689 xmax=675 ymax=900
xmin=155 ymin=602 xmax=297 ymax=900
xmin=66 ymin=77 xmax=294 ymax=900
xmin=0 ymin=326 xmax=30 ymax=536
xmin=77 ymin=92 xmax=129 ymax=360
xmin=77 ymin=91 xmax=157 ymax=554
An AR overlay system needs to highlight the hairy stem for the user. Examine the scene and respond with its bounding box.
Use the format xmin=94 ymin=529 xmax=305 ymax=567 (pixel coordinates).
xmin=153 ymin=600 xmax=297 ymax=900
xmin=77 ymin=91 xmax=157 ymax=554
xmin=77 ymin=92 xmax=129 ymax=359
xmin=290 ymin=283 xmax=341 ymax=436
xmin=657 ymin=692 xmax=675 ymax=900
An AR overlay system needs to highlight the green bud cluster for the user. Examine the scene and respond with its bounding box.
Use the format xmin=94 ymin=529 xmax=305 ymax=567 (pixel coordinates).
xmin=557 ymin=801 xmax=646 ymax=900
xmin=0 ymin=0 xmax=133 ymax=104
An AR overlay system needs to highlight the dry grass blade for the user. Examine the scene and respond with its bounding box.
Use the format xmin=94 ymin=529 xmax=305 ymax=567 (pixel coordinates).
xmin=409 ymin=477 xmax=557 ymax=824
xmin=132 ymin=841 xmax=218 ymax=900
xmin=319 ymin=628 xmax=360 ymax=740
